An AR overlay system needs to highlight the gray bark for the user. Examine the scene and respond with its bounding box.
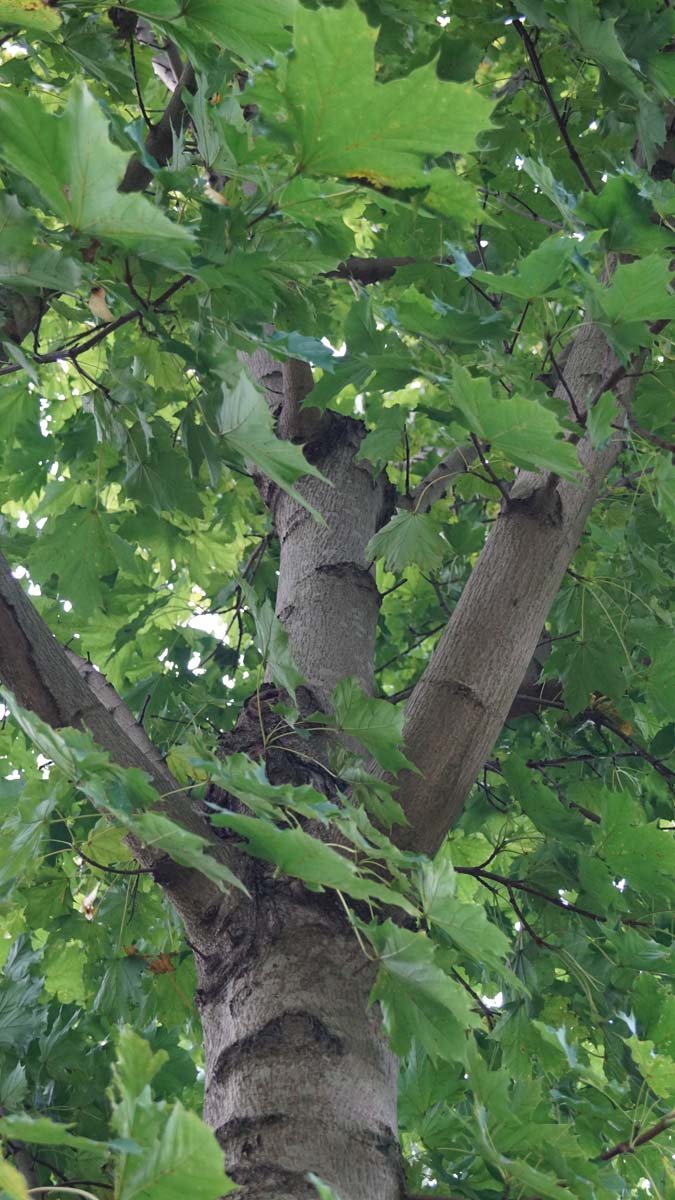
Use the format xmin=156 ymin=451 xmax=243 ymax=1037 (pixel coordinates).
xmin=196 ymin=876 xmax=400 ymax=1200
xmin=243 ymin=352 xmax=393 ymax=707
xmin=396 ymin=320 xmax=634 ymax=854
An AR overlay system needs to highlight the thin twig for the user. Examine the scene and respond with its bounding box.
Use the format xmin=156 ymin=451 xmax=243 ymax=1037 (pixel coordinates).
xmin=129 ymin=36 xmax=153 ymax=128
xmin=78 ymin=850 xmax=154 ymax=876
xmin=457 ymin=865 xmax=650 ymax=928
xmin=507 ymin=301 xmax=530 ymax=354
xmin=548 ymin=344 xmax=584 ymax=423
xmin=598 ymin=1109 xmax=675 ymax=1162
xmin=508 ymin=885 xmax=556 ymax=949
xmin=479 ymin=189 xmax=565 ymax=229
xmin=589 ymin=711 xmax=675 ymax=788
xmin=512 ymin=19 xmax=596 ymax=192
xmin=0 ymin=275 xmax=192 ymax=379
xmin=450 ymin=968 xmax=497 ymax=1028
xmin=466 ymin=275 xmax=501 ymax=310
xmin=469 ymin=433 xmax=512 ymax=504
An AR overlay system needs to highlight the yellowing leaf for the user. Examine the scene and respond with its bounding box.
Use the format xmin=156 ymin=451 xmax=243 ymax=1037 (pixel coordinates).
xmin=0 ymin=0 xmax=60 ymax=32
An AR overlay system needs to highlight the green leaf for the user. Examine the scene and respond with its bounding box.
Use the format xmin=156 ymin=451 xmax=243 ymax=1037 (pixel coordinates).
xmin=598 ymin=255 xmax=675 ymax=325
xmin=209 ymin=811 xmax=364 ymax=892
xmin=30 ymin=507 xmax=131 ymax=613
xmin=113 ymin=1027 xmax=168 ymax=1112
xmin=558 ymin=640 xmax=625 ymax=716
xmin=129 ymin=812 xmax=247 ymax=895
xmin=0 ymin=1063 xmax=28 ymax=1111
xmin=278 ymin=1 xmax=493 ymax=187
xmin=452 ymin=365 xmax=580 ymax=478
xmin=566 ymin=0 xmax=643 ymax=95
xmin=356 ymin=411 xmax=405 ymax=470
xmin=0 ymin=783 xmax=59 ymax=893
xmin=0 ymin=1114 xmax=109 ymax=1154
xmin=126 ymin=0 xmax=292 ymax=63
xmin=119 ymin=1102 xmax=238 ymax=1200
xmin=587 ymin=391 xmax=617 ymax=448
xmin=112 ymin=1029 xmax=236 ymax=1199
xmin=474 ymin=234 xmax=575 ymax=300
xmin=0 ymin=1156 xmax=29 ymax=1200
xmin=577 ymin=176 xmax=673 ymax=255
xmin=43 ymin=939 xmax=87 ymax=1006
xmin=243 ymin=588 xmax=305 ymax=699
xmin=654 ymin=455 xmax=675 ymax=525
xmin=0 ymin=0 xmax=60 ymax=31
xmin=215 ymin=368 xmax=327 ymax=519
xmin=327 ymin=677 xmax=413 ymax=773
xmin=0 ymin=83 xmax=193 ymax=263
xmin=0 ymin=195 xmax=81 ymax=294
xmin=369 ymin=922 xmax=478 ymax=1061
xmin=366 ymin=510 xmax=445 ymax=573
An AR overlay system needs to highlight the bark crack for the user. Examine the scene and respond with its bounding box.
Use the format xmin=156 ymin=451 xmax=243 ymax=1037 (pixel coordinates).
xmin=214 ymin=1009 xmax=345 ymax=1083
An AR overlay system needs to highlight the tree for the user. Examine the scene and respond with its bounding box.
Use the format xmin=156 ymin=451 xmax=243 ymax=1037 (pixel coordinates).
xmin=0 ymin=1 xmax=673 ymax=1198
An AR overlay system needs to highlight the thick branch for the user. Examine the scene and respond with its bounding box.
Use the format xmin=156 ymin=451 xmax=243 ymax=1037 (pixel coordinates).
xmin=120 ymin=60 xmax=196 ymax=193
xmin=0 ymin=552 xmax=224 ymax=928
xmin=395 ymin=319 xmax=641 ymax=856
xmin=243 ymin=348 xmax=393 ymax=705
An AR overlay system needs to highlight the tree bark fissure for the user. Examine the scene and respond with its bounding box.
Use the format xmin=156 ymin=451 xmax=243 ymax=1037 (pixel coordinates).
xmin=196 ymin=872 xmax=400 ymax=1200
xmin=244 ymin=354 xmax=395 ymax=707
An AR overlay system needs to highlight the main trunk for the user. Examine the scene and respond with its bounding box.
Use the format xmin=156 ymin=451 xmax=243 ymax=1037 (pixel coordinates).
xmin=193 ymin=379 xmax=400 ymax=1199
xmin=196 ymin=878 xmax=400 ymax=1200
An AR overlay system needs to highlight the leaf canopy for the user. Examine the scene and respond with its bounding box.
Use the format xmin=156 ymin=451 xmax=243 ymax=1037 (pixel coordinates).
xmin=0 ymin=0 xmax=674 ymax=1197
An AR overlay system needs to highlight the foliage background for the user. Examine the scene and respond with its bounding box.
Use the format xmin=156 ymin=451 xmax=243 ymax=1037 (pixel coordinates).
xmin=0 ymin=0 xmax=674 ymax=1197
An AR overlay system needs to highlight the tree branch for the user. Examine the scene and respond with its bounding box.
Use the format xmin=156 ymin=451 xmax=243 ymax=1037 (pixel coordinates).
xmin=0 ymin=553 xmax=226 ymax=930
xmin=0 ymin=274 xmax=192 ymax=379
xmin=120 ymin=60 xmax=196 ymax=194
xmin=394 ymin=317 xmax=659 ymax=855
xmin=598 ymin=1109 xmax=675 ymax=1161
xmin=512 ymin=20 xmax=596 ymax=193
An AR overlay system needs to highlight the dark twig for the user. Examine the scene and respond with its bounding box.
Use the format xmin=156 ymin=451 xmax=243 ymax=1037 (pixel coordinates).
xmin=512 ymin=19 xmax=596 ymax=193
xmin=589 ymin=711 xmax=675 ymax=789
xmin=450 ymin=967 xmax=497 ymax=1028
xmin=129 ymin=36 xmax=153 ymax=128
xmin=507 ymin=301 xmax=530 ymax=354
xmin=469 ymin=433 xmax=512 ymax=504
xmin=0 ymin=275 xmax=192 ymax=379
xmin=403 ymin=428 xmax=411 ymax=498
xmin=549 ymin=344 xmax=584 ymax=423
xmin=508 ymin=885 xmax=556 ymax=949
xmin=598 ymin=1109 xmax=675 ymax=1162
xmin=466 ymin=275 xmax=502 ymax=310
xmin=457 ymin=865 xmax=649 ymax=928
xmin=479 ymin=189 xmax=565 ymax=229
xmin=78 ymin=849 xmax=154 ymax=876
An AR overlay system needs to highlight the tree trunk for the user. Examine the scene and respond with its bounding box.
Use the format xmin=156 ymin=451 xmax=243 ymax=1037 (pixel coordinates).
xmin=192 ymin=358 xmax=401 ymax=1199
xmin=196 ymin=875 xmax=400 ymax=1200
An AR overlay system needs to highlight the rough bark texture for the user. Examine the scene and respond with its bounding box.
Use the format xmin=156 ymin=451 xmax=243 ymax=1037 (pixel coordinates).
xmin=274 ymin=413 xmax=393 ymax=703
xmin=395 ymin=320 xmax=633 ymax=854
xmin=244 ymin=351 xmax=394 ymax=706
xmin=196 ymin=869 xmax=400 ymax=1200
xmin=192 ymin=353 xmax=402 ymax=1200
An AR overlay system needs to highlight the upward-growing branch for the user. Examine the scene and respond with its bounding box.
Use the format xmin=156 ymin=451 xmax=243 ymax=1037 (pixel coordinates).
xmin=0 ymin=552 xmax=226 ymax=929
xmin=394 ymin=320 xmax=660 ymax=857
